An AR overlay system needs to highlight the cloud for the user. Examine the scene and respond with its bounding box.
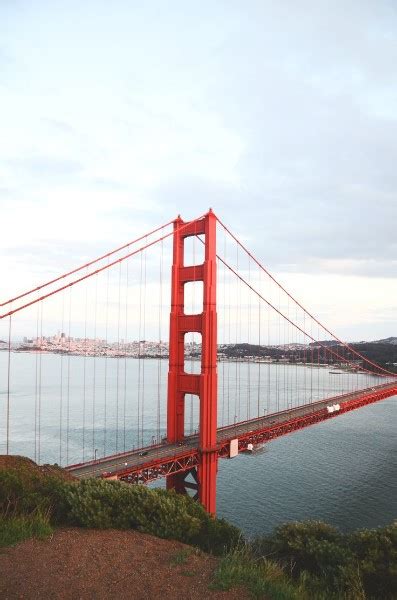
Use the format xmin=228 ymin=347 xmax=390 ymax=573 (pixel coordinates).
xmin=41 ymin=118 xmax=75 ymax=135
xmin=5 ymin=156 xmax=83 ymax=178
xmin=0 ymin=0 xmax=396 ymax=339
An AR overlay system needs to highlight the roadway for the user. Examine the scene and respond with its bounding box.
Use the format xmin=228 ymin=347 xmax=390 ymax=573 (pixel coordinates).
xmin=67 ymin=380 xmax=397 ymax=479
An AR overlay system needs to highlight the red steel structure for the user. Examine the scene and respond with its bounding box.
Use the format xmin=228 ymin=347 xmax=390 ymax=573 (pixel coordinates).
xmin=166 ymin=210 xmax=218 ymax=514
xmin=2 ymin=209 xmax=397 ymax=516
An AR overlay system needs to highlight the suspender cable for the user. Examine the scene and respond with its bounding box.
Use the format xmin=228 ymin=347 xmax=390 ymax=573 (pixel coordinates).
xmin=59 ymin=292 xmax=65 ymax=465
xmin=247 ymin=255 xmax=251 ymax=420
xmin=116 ymin=261 xmax=122 ymax=452
xmin=6 ymin=315 xmax=12 ymax=455
xmin=142 ymin=244 xmax=147 ymax=446
xmin=221 ymin=228 xmax=226 ymax=426
xmin=92 ymin=274 xmax=98 ymax=461
xmin=83 ymin=273 xmax=88 ymax=463
xmin=103 ymin=262 xmax=110 ymax=457
xmin=258 ymin=292 xmax=261 ymax=418
xmin=66 ymin=287 xmax=72 ymax=464
xmin=34 ymin=303 xmax=39 ymax=462
xmin=157 ymin=236 xmax=164 ymax=443
xmin=124 ymin=253 xmax=130 ymax=452
xmin=38 ymin=301 xmax=43 ymax=464
xmin=137 ymin=251 xmax=143 ymax=447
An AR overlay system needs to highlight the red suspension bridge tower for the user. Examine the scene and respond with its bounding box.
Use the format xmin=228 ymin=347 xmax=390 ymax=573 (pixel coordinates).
xmin=166 ymin=210 xmax=218 ymax=514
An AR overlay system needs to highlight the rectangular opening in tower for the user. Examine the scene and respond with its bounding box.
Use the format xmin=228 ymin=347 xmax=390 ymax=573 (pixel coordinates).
xmin=184 ymin=281 xmax=203 ymax=315
xmin=183 ymin=235 xmax=205 ymax=267
xmin=184 ymin=332 xmax=202 ymax=373
xmin=184 ymin=393 xmax=200 ymax=436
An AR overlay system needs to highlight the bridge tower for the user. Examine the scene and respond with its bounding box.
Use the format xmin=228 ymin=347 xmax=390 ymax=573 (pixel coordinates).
xmin=166 ymin=210 xmax=218 ymax=514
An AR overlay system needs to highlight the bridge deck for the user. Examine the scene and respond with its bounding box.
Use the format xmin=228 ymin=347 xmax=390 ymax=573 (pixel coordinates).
xmin=67 ymin=381 xmax=397 ymax=482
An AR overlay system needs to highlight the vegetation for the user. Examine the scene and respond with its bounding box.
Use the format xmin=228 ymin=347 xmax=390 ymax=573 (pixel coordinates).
xmin=251 ymin=520 xmax=397 ymax=599
xmin=0 ymin=512 xmax=52 ymax=548
xmin=212 ymin=545 xmax=302 ymax=599
xmin=0 ymin=465 xmax=239 ymax=555
xmin=220 ymin=341 xmax=397 ymax=373
xmin=0 ymin=459 xmax=396 ymax=599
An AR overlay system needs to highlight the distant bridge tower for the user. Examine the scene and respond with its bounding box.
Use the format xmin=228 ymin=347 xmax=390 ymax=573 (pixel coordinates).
xmin=166 ymin=210 xmax=218 ymax=514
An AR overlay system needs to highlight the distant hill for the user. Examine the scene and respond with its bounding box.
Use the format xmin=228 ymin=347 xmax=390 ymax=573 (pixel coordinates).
xmin=373 ymin=337 xmax=397 ymax=345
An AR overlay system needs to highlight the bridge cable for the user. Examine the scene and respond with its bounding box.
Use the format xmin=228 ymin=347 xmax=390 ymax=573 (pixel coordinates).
xmin=142 ymin=242 xmax=147 ymax=447
xmin=103 ymin=261 xmax=110 ymax=458
xmin=38 ymin=300 xmax=43 ymax=464
xmin=92 ymin=274 xmax=98 ymax=462
xmin=137 ymin=251 xmax=143 ymax=448
xmin=214 ymin=251 xmax=391 ymax=379
xmin=124 ymin=250 xmax=130 ymax=453
xmin=116 ymin=261 xmax=122 ymax=452
xmin=66 ymin=286 xmax=72 ymax=465
xmin=0 ymin=220 xmax=175 ymax=308
xmin=6 ymin=315 xmax=12 ymax=455
xmin=59 ymin=293 xmax=65 ymax=464
xmin=83 ymin=271 xmax=88 ymax=463
xmin=1 ymin=214 xmax=207 ymax=321
xmin=216 ymin=216 xmax=396 ymax=377
xmin=34 ymin=302 xmax=39 ymax=462
xmin=157 ymin=234 xmax=164 ymax=444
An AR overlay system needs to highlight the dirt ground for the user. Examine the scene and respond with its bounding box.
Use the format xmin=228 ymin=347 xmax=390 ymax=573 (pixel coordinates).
xmin=0 ymin=528 xmax=249 ymax=600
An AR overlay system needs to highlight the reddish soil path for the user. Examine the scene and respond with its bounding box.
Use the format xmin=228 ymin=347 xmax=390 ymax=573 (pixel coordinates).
xmin=0 ymin=528 xmax=248 ymax=600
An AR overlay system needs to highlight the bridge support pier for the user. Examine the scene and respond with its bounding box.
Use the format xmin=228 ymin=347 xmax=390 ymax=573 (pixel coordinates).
xmin=166 ymin=472 xmax=188 ymax=495
xmin=166 ymin=468 xmax=200 ymax=500
xmin=167 ymin=210 xmax=218 ymax=514
xmin=198 ymin=451 xmax=218 ymax=514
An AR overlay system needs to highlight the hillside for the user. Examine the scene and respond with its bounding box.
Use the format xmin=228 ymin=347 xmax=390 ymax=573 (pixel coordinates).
xmin=1 ymin=456 xmax=395 ymax=599
xmin=0 ymin=528 xmax=247 ymax=600
xmin=220 ymin=340 xmax=397 ymax=372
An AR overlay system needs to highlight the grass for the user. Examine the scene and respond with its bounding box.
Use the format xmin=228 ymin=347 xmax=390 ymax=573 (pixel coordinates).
xmin=170 ymin=548 xmax=192 ymax=566
xmin=211 ymin=545 xmax=303 ymax=600
xmin=0 ymin=513 xmax=53 ymax=548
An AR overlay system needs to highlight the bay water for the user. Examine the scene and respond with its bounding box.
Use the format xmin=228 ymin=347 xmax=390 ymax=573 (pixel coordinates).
xmin=1 ymin=352 xmax=395 ymax=537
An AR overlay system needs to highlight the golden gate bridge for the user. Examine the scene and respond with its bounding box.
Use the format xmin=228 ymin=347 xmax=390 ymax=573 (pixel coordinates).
xmin=1 ymin=210 xmax=396 ymax=514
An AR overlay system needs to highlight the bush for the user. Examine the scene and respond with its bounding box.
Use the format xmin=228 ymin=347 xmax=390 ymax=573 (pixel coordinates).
xmin=347 ymin=522 xmax=397 ymax=599
xmin=57 ymin=478 xmax=240 ymax=554
xmin=0 ymin=466 xmax=240 ymax=554
xmin=0 ymin=469 xmax=50 ymax=515
xmin=253 ymin=521 xmax=349 ymax=581
xmin=252 ymin=520 xmax=397 ymax=599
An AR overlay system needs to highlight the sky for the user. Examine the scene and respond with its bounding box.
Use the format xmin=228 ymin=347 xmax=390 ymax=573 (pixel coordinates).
xmin=1 ymin=0 xmax=396 ymax=342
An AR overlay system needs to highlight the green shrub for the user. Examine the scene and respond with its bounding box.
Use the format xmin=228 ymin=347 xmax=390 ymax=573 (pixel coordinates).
xmin=252 ymin=521 xmax=349 ymax=578
xmin=0 ymin=469 xmax=49 ymax=515
xmin=0 ymin=466 xmax=240 ymax=555
xmin=347 ymin=522 xmax=397 ymax=599
xmin=252 ymin=520 xmax=397 ymax=599
xmin=191 ymin=512 xmax=241 ymax=555
xmin=56 ymin=478 xmax=239 ymax=554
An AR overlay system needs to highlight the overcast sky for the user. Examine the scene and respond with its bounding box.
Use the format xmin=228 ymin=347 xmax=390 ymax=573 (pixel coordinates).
xmin=1 ymin=0 xmax=396 ymax=341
